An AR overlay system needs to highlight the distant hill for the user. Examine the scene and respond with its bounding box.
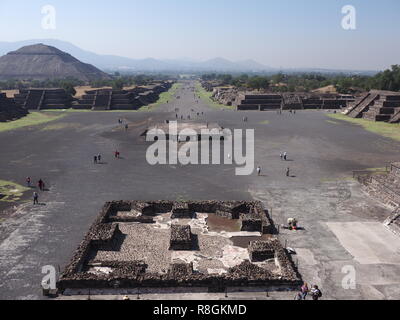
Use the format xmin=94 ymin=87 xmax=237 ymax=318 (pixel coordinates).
xmin=0 ymin=43 xmax=111 ymax=81
xmin=0 ymin=39 xmax=380 ymax=75
xmin=0 ymin=40 xmax=274 ymax=73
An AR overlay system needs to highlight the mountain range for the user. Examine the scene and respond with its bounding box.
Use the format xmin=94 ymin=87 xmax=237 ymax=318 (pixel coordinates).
xmin=0 ymin=39 xmax=379 ymax=75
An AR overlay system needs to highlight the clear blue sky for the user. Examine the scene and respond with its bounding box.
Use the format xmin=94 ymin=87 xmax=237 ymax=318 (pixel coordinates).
xmin=0 ymin=0 xmax=399 ymax=70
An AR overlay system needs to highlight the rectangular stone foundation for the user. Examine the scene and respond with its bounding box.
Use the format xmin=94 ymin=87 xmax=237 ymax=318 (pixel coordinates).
xmin=248 ymin=240 xmax=276 ymax=262
xmin=169 ymin=225 xmax=193 ymax=250
xmin=171 ymin=203 xmax=194 ymax=219
xmin=57 ymin=200 xmax=301 ymax=294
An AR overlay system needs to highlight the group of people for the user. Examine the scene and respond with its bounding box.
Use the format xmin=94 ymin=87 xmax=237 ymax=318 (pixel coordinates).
xmin=256 ymin=165 xmax=291 ymax=177
xmin=93 ymin=154 xmax=102 ymax=164
xmin=176 ymin=111 xmax=204 ymax=121
xmin=295 ymin=283 xmax=323 ymax=300
xmin=27 ymin=177 xmax=46 ymax=205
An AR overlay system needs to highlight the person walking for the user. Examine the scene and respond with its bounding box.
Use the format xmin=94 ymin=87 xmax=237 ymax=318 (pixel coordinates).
xmin=94 ymin=156 xmax=98 ymax=164
xmin=98 ymin=154 xmax=102 ymax=163
xmin=33 ymin=192 xmax=39 ymax=205
xmin=257 ymin=166 xmax=262 ymax=176
xmin=38 ymin=179 xmax=44 ymax=191
xmin=26 ymin=177 xmax=31 ymax=188
xmin=286 ymin=167 xmax=290 ymax=177
xmin=310 ymin=285 xmax=322 ymax=300
xmin=283 ymin=152 xmax=288 ymax=161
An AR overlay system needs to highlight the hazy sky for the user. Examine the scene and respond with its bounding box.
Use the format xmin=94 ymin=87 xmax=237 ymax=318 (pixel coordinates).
xmin=0 ymin=0 xmax=399 ymax=70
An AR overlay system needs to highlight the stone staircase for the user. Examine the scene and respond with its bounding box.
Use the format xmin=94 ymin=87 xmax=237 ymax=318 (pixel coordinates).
xmin=92 ymin=91 xmax=112 ymax=110
xmin=14 ymin=89 xmax=72 ymax=110
xmin=356 ymin=162 xmax=400 ymax=210
xmin=384 ymin=206 xmax=400 ymax=236
xmin=342 ymin=92 xmax=370 ymax=115
xmin=362 ymin=93 xmax=400 ymax=122
xmin=347 ymin=92 xmax=379 ymax=118
xmin=389 ymin=108 xmax=400 ymax=123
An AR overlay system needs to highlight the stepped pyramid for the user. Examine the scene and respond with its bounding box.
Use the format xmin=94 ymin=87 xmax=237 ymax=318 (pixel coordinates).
xmin=0 ymin=93 xmax=28 ymax=121
xmin=0 ymin=44 xmax=111 ymax=81
xmin=343 ymin=90 xmax=400 ymax=123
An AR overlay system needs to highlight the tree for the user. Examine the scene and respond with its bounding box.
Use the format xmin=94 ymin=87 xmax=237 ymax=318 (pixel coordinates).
xmin=61 ymin=82 xmax=77 ymax=96
xmin=112 ymin=79 xmax=124 ymax=90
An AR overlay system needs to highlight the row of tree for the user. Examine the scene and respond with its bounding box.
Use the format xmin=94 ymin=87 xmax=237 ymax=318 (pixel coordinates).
xmin=201 ymin=65 xmax=400 ymax=93
xmin=0 ymin=74 xmax=174 ymax=95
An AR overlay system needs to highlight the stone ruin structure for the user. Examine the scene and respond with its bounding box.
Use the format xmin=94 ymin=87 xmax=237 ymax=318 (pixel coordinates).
xmin=212 ymin=87 xmax=239 ymax=106
xmin=236 ymin=93 xmax=283 ymax=111
xmin=204 ymin=81 xmax=354 ymax=111
xmin=248 ymin=240 xmax=276 ymax=262
xmin=355 ymin=162 xmax=400 ymax=210
xmin=355 ymin=162 xmax=400 ymax=236
xmin=343 ymin=90 xmax=400 ymax=123
xmin=14 ymin=88 xmax=72 ymax=110
xmin=0 ymin=92 xmax=28 ymax=122
xmin=57 ymin=200 xmax=301 ymax=294
xmin=73 ymin=82 xmax=173 ymax=111
xmin=169 ymin=225 xmax=193 ymax=250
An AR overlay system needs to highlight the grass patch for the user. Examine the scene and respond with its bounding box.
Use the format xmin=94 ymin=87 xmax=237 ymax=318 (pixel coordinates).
xmin=0 ymin=180 xmax=30 ymax=203
xmin=0 ymin=112 xmax=66 ymax=132
xmin=326 ymin=120 xmax=341 ymax=125
xmin=327 ymin=113 xmax=400 ymax=142
xmin=42 ymin=109 xmax=142 ymax=113
xmin=141 ymin=83 xmax=183 ymax=111
xmin=194 ymin=82 xmax=236 ymax=110
xmin=320 ymin=176 xmax=354 ymax=182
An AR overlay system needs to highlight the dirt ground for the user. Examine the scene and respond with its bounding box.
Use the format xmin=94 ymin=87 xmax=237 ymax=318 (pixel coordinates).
xmin=1 ymin=80 xmax=400 ymax=300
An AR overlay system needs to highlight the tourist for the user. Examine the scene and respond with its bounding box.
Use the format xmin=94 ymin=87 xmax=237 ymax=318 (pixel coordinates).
xmin=280 ymin=153 xmax=283 ymax=161
xmin=98 ymin=154 xmax=102 ymax=163
xmin=284 ymin=152 xmax=288 ymax=161
xmin=94 ymin=156 xmax=98 ymax=164
xmin=287 ymin=217 xmax=298 ymax=230
xmin=301 ymin=282 xmax=309 ymax=300
xmin=125 ymin=124 xmax=129 ymax=131
xmin=33 ymin=192 xmax=39 ymax=205
xmin=38 ymin=179 xmax=44 ymax=191
xmin=26 ymin=177 xmax=31 ymax=187
xmin=294 ymin=291 xmax=303 ymax=300
xmin=286 ymin=167 xmax=290 ymax=177
xmin=310 ymin=285 xmax=322 ymax=300
xmin=257 ymin=166 xmax=262 ymax=176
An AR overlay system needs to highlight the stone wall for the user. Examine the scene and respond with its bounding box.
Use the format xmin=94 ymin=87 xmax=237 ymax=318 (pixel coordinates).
xmin=169 ymin=225 xmax=193 ymax=250
xmin=0 ymin=93 xmax=28 ymax=122
xmin=56 ymin=200 xmax=300 ymax=293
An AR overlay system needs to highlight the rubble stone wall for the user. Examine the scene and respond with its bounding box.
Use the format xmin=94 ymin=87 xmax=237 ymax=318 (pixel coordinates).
xmin=57 ymin=200 xmax=299 ymax=293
